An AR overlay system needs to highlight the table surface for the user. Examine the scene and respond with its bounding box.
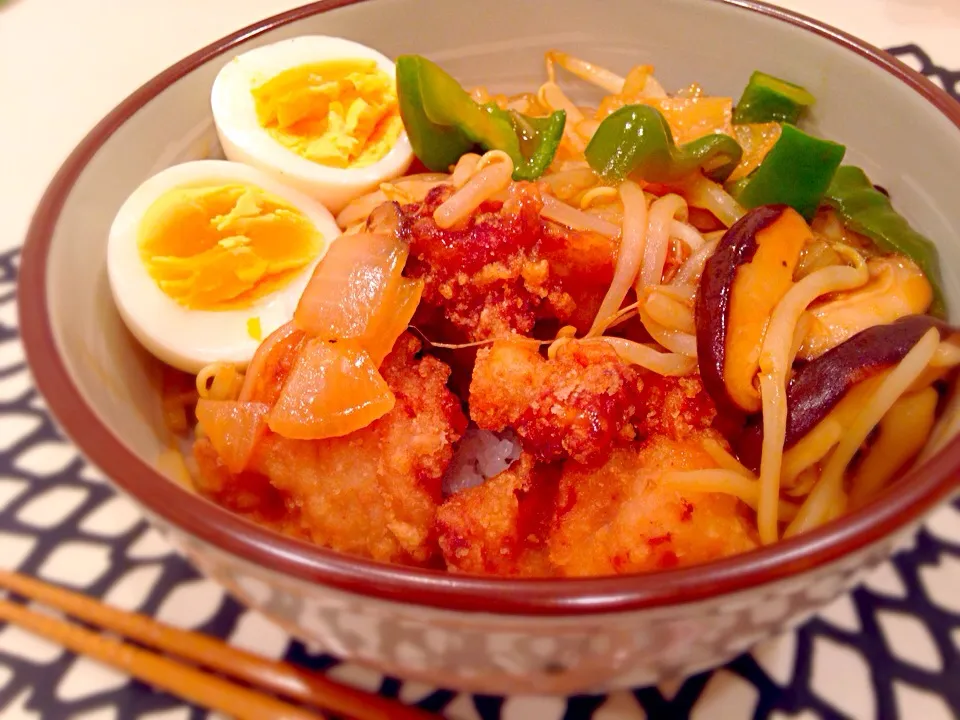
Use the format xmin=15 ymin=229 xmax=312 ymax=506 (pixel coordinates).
xmin=1 ymin=1 xmax=960 ymax=718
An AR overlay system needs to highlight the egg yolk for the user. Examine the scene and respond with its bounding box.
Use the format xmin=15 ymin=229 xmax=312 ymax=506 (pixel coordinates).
xmin=251 ymin=58 xmax=403 ymax=169
xmin=138 ymin=183 xmax=321 ymax=311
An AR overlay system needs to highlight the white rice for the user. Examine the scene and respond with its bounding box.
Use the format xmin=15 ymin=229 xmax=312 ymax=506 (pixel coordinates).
xmin=442 ymin=427 xmax=522 ymax=496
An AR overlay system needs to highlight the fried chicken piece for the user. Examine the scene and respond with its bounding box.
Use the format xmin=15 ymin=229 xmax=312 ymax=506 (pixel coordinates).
xmin=536 ymin=218 xmax=618 ymax=332
xmin=437 ymin=433 xmax=758 ymax=577
xmin=634 ymin=372 xmax=718 ymax=441
xmin=376 ymin=334 xmax=469 ymax=554
xmin=549 ymin=435 xmax=759 ymax=575
xmin=400 ymin=183 xmax=615 ymax=341
xmin=198 ymin=333 xmax=465 ymax=565
xmin=193 ymin=436 xmax=307 ymax=540
xmin=469 ymin=339 xmax=642 ymax=464
xmin=250 ymin=427 xmax=398 ymax=557
xmin=436 ymin=454 xmax=558 ymax=576
xmin=467 ymin=341 xmax=540 ymax=426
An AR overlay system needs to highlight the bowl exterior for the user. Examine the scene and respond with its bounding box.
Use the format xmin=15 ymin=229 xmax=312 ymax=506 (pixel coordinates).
xmin=153 ymin=508 xmax=913 ymax=694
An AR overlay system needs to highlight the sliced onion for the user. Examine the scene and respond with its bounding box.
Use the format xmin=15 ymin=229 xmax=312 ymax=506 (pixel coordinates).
xmin=294 ymin=231 xmax=408 ymax=343
xmin=268 ymin=339 xmax=395 ymax=441
xmin=238 ymin=321 xmax=304 ymax=403
xmin=195 ymin=400 xmax=270 ymax=474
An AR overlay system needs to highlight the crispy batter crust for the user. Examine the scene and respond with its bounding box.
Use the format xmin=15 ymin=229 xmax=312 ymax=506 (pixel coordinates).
xmin=437 ymin=435 xmax=758 ymax=577
xmin=470 ymin=339 xmax=642 ymax=465
xmin=401 ymin=183 xmax=615 ymax=341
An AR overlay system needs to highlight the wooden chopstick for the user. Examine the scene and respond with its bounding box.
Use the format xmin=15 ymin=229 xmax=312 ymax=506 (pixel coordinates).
xmin=0 ymin=597 xmax=325 ymax=720
xmin=0 ymin=570 xmax=434 ymax=720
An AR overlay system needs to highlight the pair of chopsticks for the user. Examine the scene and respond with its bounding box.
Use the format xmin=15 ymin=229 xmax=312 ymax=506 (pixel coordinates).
xmin=0 ymin=570 xmax=436 ymax=720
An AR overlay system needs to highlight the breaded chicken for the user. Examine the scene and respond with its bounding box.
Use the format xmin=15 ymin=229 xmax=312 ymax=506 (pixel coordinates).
xmin=376 ymin=334 xmax=469 ymax=556
xmin=436 ymin=454 xmax=557 ymax=576
xmin=400 ymin=183 xmax=615 ymax=341
xmin=193 ymin=437 xmax=308 ymax=541
xmin=469 ymin=339 xmax=642 ymax=464
xmin=549 ymin=435 xmax=759 ymax=575
xmin=536 ymin=218 xmax=618 ymax=332
xmin=436 ymin=435 xmax=758 ymax=577
xmin=633 ymin=372 xmax=719 ymax=441
xmin=195 ymin=333 xmax=465 ymax=565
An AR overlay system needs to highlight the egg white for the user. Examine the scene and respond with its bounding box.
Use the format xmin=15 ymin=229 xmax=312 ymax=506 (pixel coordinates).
xmin=211 ymin=35 xmax=414 ymax=215
xmin=107 ymin=159 xmax=340 ymax=374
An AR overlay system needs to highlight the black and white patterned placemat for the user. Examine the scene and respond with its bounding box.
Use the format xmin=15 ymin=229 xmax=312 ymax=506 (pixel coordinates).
xmin=1 ymin=45 xmax=959 ymax=720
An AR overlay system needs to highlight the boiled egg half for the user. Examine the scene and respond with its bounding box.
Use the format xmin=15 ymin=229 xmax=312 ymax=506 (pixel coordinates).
xmin=211 ymin=35 xmax=414 ymax=214
xmin=107 ymin=159 xmax=340 ymax=373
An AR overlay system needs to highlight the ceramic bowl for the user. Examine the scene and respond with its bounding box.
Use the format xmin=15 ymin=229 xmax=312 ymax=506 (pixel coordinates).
xmin=19 ymin=0 xmax=960 ymax=695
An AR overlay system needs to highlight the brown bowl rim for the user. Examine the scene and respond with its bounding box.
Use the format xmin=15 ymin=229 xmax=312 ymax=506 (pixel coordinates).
xmin=17 ymin=0 xmax=960 ymax=616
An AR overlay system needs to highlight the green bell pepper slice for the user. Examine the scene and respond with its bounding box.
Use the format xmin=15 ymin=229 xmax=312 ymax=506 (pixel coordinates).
xmin=395 ymin=54 xmax=565 ymax=180
xmin=733 ymin=71 xmax=816 ymax=125
xmin=415 ymin=60 xmax=519 ymax=155
xmin=584 ymin=104 xmax=743 ymax=184
xmin=825 ymin=166 xmax=945 ymax=317
xmin=396 ymin=56 xmax=474 ymax=173
xmin=489 ymin=106 xmax=567 ymax=181
xmin=731 ymin=123 xmax=845 ymax=220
